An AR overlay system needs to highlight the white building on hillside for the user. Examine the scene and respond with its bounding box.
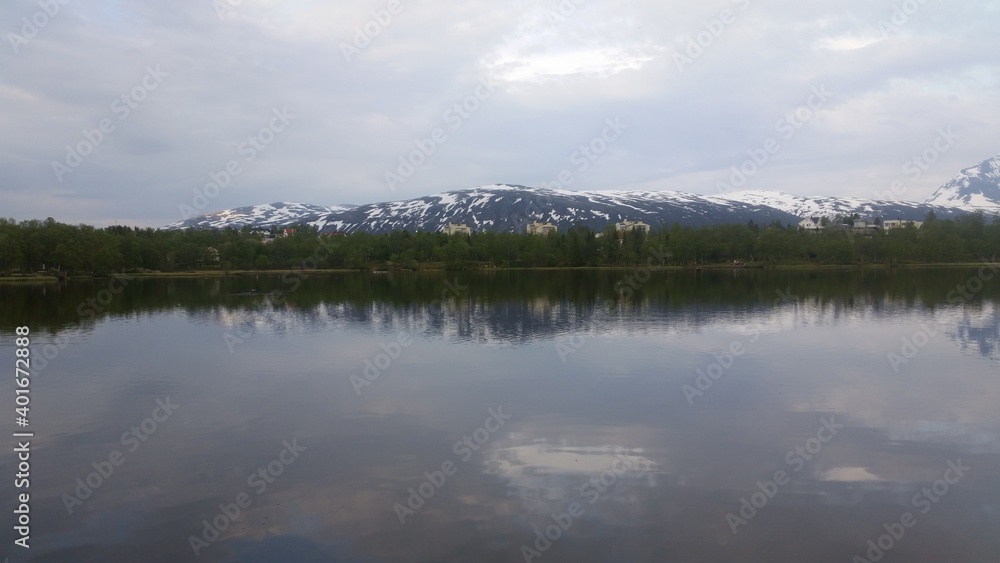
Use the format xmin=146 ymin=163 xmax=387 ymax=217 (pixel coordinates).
xmin=442 ymin=222 xmax=472 ymax=235
xmin=526 ymin=221 xmax=557 ymax=235
xmin=852 ymin=218 xmax=880 ymax=231
xmin=799 ymin=217 xmax=822 ymax=231
xmin=616 ymin=219 xmax=651 ymax=233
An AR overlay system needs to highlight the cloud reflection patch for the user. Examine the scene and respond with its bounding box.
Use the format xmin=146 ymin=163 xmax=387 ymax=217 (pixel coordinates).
xmin=484 ymin=440 xmax=657 ymax=500
xmin=820 ymin=466 xmax=882 ymax=482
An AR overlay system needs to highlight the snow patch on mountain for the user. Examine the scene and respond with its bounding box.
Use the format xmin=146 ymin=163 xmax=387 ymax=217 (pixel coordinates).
xmin=163 ymin=202 xmax=354 ymax=230
xmin=711 ymin=190 xmax=968 ymax=221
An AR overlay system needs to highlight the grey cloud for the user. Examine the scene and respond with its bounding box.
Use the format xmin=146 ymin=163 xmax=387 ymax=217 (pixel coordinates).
xmin=1 ymin=0 xmax=997 ymax=226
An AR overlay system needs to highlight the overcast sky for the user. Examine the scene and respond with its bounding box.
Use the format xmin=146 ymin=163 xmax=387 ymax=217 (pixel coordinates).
xmin=2 ymin=0 xmax=998 ymax=227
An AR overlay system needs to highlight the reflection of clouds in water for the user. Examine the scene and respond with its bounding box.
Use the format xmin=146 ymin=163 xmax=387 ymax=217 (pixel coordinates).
xmin=483 ymin=436 xmax=657 ymax=503
xmin=221 ymin=533 xmax=355 ymax=563
xmin=820 ymin=466 xmax=881 ymax=482
xmin=951 ymin=303 xmax=1000 ymax=361
xmin=881 ymin=420 xmax=1000 ymax=454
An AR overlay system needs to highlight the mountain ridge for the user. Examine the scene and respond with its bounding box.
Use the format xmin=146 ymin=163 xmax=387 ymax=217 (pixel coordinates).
xmin=163 ymin=154 xmax=1000 ymax=233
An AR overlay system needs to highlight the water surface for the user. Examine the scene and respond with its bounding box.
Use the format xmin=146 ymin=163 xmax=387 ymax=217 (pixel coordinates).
xmin=1 ymin=269 xmax=998 ymax=562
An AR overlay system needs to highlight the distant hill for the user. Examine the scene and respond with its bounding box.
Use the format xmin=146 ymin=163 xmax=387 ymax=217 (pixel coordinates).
xmin=314 ymin=185 xmax=801 ymax=234
xmin=163 ymin=154 xmax=1000 ymax=233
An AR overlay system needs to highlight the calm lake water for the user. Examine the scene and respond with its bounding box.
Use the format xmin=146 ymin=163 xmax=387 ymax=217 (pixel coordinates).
xmin=2 ymin=268 xmax=999 ymax=562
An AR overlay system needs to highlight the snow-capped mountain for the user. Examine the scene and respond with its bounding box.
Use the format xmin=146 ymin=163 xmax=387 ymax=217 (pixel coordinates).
xmin=709 ymin=191 xmax=968 ymax=221
xmin=163 ymin=154 xmax=1000 ymax=233
xmin=316 ymin=184 xmax=798 ymax=234
xmin=163 ymin=202 xmax=354 ymax=230
xmin=925 ymin=154 xmax=1000 ymax=213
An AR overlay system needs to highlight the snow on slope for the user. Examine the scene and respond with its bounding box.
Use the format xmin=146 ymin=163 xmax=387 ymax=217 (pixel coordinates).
xmin=316 ymin=184 xmax=799 ymax=234
xmin=708 ymin=190 xmax=967 ymax=221
xmin=925 ymin=154 xmax=1000 ymax=212
xmin=163 ymin=202 xmax=354 ymax=230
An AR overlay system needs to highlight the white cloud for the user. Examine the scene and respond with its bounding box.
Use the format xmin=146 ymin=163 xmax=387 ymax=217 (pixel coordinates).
xmin=815 ymin=34 xmax=882 ymax=51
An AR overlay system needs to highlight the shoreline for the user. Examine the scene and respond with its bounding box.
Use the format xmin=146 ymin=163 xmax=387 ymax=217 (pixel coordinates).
xmin=2 ymin=262 xmax=996 ymax=282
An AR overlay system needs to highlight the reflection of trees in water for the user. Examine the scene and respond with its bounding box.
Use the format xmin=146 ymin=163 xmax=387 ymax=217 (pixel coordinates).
xmin=208 ymin=298 xmax=1000 ymax=365
xmin=3 ymin=269 xmax=999 ymax=360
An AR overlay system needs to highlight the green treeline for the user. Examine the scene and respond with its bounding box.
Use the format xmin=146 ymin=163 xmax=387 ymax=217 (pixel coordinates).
xmin=1 ymin=213 xmax=998 ymax=275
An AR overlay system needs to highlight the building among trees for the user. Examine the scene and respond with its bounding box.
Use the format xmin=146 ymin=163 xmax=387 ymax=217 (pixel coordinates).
xmin=616 ymin=219 xmax=651 ymax=233
xmin=526 ymin=221 xmax=557 ymax=235
xmin=442 ymin=222 xmax=472 ymax=235
xmin=799 ymin=217 xmax=823 ymax=231
xmin=883 ymin=220 xmax=923 ymax=230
